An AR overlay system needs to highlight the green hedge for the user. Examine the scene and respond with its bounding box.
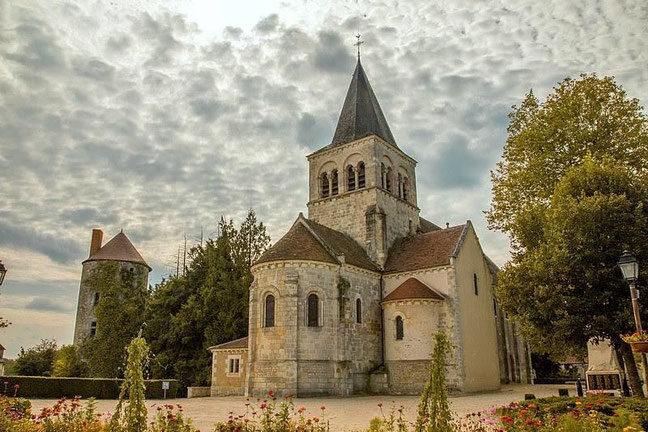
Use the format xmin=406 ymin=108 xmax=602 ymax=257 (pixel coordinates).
xmin=1 ymin=376 xmax=180 ymax=399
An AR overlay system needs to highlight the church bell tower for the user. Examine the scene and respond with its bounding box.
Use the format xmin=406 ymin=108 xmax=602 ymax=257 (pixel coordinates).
xmin=306 ymin=57 xmax=420 ymax=267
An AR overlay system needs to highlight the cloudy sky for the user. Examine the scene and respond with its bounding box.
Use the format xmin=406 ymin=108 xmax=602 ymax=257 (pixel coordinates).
xmin=1 ymin=0 xmax=646 ymax=357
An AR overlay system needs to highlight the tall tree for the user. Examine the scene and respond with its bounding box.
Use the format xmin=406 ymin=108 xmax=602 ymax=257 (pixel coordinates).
xmin=14 ymin=339 xmax=57 ymax=376
xmin=144 ymin=211 xmax=269 ymax=388
xmin=81 ymin=262 xmax=148 ymax=378
xmin=488 ymin=76 xmax=648 ymax=252
xmin=489 ymin=75 xmax=648 ymax=396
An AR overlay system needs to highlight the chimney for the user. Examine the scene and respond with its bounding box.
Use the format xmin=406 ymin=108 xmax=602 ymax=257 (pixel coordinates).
xmin=89 ymin=229 xmax=103 ymax=258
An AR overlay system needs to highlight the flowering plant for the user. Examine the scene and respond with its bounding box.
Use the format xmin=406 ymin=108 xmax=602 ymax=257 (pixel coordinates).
xmin=621 ymin=331 xmax=648 ymax=343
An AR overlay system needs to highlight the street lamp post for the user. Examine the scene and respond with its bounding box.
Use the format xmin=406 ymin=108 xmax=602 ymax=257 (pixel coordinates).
xmin=618 ymin=250 xmax=648 ymax=395
xmin=0 ymin=260 xmax=7 ymax=286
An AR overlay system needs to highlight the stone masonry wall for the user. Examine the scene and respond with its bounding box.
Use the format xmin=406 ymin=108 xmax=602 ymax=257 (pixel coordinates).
xmin=73 ymin=260 xmax=149 ymax=346
xmin=248 ymin=261 xmax=381 ymax=397
xmin=307 ymin=136 xmax=420 ymax=263
xmin=210 ymin=349 xmax=248 ymax=396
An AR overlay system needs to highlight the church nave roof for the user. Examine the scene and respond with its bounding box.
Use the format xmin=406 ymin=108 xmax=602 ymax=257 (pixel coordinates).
xmin=254 ymin=214 xmax=377 ymax=271
xmin=384 ymin=223 xmax=468 ymax=274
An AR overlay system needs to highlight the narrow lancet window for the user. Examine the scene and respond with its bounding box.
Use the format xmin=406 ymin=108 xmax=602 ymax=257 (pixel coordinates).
xmin=347 ymin=165 xmax=356 ymax=191
xmin=321 ymin=173 xmax=329 ymax=198
xmin=356 ymin=298 xmax=362 ymax=324
xmin=357 ymin=162 xmax=365 ymax=188
xmin=395 ymin=316 xmax=403 ymax=340
xmin=265 ymin=294 xmax=275 ymax=327
xmin=307 ymin=293 xmax=319 ymax=327
xmin=403 ymin=178 xmax=409 ymax=201
xmin=386 ymin=167 xmax=393 ymax=192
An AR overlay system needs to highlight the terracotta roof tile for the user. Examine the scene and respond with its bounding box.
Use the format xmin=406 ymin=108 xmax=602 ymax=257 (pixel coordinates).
xmin=304 ymin=219 xmax=378 ymax=271
xmin=255 ymin=221 xmax=337 ymax=266
xmin=384 ymin=224 xmax=466 ymax=273
xmin=254 ymin=217 xmax=378 ymax=271
xmin=83 ymin=232 xmax=151 ymax=270
xmin=419 ymin=217 xmax=441 ymax=233
xmin=382 ymin=278 xmax=444 ymax=303
xmin=210 ymin=337 xmax=248 ymax=351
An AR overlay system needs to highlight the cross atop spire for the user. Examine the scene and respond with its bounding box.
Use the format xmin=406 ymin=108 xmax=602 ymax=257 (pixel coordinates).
xmin=354 ymin=33 xmax=364 ymax=59
xmin=328 ymin=58 xmax=397 ymax=149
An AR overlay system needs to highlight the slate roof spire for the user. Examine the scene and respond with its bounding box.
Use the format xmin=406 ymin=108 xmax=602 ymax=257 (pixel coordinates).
xmin=330 ymin=58 xmax=397 ymax=149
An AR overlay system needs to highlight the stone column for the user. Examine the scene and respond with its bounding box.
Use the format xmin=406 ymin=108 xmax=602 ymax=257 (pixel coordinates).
xmin=283 ymin=272 xmax=299 ymax=396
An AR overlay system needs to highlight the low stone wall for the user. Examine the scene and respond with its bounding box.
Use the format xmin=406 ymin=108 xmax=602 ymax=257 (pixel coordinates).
xmin=187 ymin=387 xmax=211 ymax=398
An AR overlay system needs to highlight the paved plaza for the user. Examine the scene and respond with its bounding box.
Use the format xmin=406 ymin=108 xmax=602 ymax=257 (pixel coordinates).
xmin=29 ymin=384 xmax=571 ymax=431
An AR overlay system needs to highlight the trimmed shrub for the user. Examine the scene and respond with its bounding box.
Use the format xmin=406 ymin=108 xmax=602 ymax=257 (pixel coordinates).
xmin=1 ymin=376 xmax=179 ymax=399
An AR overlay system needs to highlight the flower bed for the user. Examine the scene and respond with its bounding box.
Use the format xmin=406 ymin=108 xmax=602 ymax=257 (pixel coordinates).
xmin=496 ymin=396 xmax=648 ymax=431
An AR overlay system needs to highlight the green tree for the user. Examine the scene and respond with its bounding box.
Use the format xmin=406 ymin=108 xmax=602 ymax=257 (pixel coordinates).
xmin=52 ymin=345 xmax=86 ymax=377
xmin=14 ymin=339 xmax=57 ymax=376
xmin=144 ymin=210 xmax=270 ymax=388
xmin=497 ymin=157 xmax=648 ymax=395
xmin=109 ymin=333 xmax=149 ymax=432
xmin=415 ymin=332 xmax=453 ymax=432
xmin=488 ymin=74 xmax=648 ymax=396
xmin=81 ymin=262 xmax=148 ymax=378
xmin=488 ymin=76 xmax=648 ymax=252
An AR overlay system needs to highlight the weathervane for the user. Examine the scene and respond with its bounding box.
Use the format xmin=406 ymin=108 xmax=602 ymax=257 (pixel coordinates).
xmin=354 ymin=33 xmax=364 ymax=59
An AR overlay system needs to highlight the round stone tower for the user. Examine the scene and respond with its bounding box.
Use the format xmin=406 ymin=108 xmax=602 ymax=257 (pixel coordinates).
xmin=72 ymin=229 xmax=151 ymax=346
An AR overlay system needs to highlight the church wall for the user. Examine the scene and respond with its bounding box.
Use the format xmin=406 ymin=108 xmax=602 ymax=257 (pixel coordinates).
xmin=210 ymin=349 xmax=248 ymax=396
xmin=73 ymin=260 xmax=149 ymax=346
xmin=337 ymin=267 xmax=382 ymax=373
xmin=453 ymin=226 xmax=501 ymax=392
xmin=383 ymin=300 xmax=444 ymax=361
xmin=248 ymin=261 xmax=381 ymax=397
xmin=382 ymin=267 xmax=464 ymax=393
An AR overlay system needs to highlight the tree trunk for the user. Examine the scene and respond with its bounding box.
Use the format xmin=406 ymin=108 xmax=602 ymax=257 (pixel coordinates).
xmin=618 ymin=340 xmax=645 ymax=397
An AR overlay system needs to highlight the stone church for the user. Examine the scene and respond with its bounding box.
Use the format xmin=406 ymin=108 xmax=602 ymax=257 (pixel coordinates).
xmin=210 ymin=57 xmax=531 ymax=396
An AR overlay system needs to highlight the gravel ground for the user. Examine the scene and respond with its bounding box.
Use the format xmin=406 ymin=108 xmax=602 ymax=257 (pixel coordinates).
xmin=29 ymin=384 xmax=571 ymax=431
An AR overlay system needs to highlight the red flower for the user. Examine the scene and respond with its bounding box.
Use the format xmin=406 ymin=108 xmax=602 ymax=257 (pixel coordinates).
xmin=501 ymin=415 xmax=514 ymax=425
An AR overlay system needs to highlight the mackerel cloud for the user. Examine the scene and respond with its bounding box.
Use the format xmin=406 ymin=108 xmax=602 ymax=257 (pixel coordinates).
xmin=0 ymin=0 xmax=646 ymax=355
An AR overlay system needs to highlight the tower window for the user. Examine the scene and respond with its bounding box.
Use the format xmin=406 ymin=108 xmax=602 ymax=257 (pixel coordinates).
xmin=356 ymin=298 xmax=362 ymax=324
xmin=93 ymin=292 xmax=100 ymax=306
xmin=321 ymin=173 xmax=329 ymax=198
xmin=381 ymin=163 xmax=386 ymax=189
xmin=90 ymin=321 xmax=97 ymax=337
xmin=397 ymin=173 xmax=403 ymax=198
xmin=395 ymin=316 xmax=404 ymax=340
xmin=386 ymin=167 xmax=393 ymax=192
xmin=403 ymin=177 xmax=409 ymax=201
xmin=473 ymin=273 xmax=479 ymax=296
xmin=357 ymin=162 xmax=365 ymax=189
xmin=264 ymin=294 xmax=275 ymax=328
xmin=347 ymin=165 xmax=355 ymax=191
xmin=493 ymin=297 xmax=498 ymax=316
xmin=331 ymin=169 xmax=339 ymax=195
xmin=307 ymin=293 xmax=319 ymax=327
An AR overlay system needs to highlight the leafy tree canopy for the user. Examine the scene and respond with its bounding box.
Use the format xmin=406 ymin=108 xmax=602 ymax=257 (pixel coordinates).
xmin=490 ymin=75 xmax=648 ymax=394
xmin=144 ymin=209 xmax=270 ymax=388
xmin=14 ymin=339 xmax=57 ymax=376
xmin=52 ymin=345 xmax=87 ymax=377
xmin=488 ymin=75 xmax=648 ymax=252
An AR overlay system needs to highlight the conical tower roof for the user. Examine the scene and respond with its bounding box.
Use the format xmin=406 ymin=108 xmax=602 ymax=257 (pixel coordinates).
xmin=330 ymin=59 xmax=397 ymax=149
xmin=83 ymin=231 xmax=151 ymax=271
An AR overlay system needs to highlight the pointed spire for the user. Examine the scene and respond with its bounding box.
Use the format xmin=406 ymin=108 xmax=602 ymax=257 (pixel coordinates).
xmin=330 ymin=58 xmax=397 ymax=149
